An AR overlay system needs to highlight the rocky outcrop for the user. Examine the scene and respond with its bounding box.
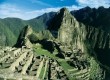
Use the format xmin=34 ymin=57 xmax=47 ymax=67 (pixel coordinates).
xmin=48 ymin=8 xmax=86 ymax=51
xmin=14 ymin=25 xmax=33 ymax=48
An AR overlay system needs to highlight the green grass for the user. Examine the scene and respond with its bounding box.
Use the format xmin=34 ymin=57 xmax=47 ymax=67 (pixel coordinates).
xmin=39 ymin=66 xmax=45 ymax=79
xmin=57 ymin=59 xmax=76 ymax=80
xmin=58 ymin=59 xmax=73 ymax=71
xmin=33 ymin=45 xmax=59 ymax=59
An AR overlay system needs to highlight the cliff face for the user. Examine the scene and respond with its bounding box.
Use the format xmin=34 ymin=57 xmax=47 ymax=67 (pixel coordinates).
xmin=86 ymin=26 xmax=110 ymax=49
xmin=86 ymin=26 xmax=110 ymax=67
xmin=72 ymin=6 xmax=110 ymax=33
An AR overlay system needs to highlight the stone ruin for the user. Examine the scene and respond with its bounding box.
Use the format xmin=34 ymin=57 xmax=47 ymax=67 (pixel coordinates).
xmin=0 ymin=47 xmax=68 ymax=80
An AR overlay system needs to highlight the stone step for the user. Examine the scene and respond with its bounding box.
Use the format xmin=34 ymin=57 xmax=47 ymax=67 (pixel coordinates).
xmin=42 ymin=59 xmax=49 ymax=79
xmin=73 ymin=69 xmax=88 ymax=76
xmin=76 ymin=71 xmax=89 ymax=79
xmin=36 ymin=58 xmax=44 ymax=78
xmin=21 ymin=53 xmax=33 ymax=75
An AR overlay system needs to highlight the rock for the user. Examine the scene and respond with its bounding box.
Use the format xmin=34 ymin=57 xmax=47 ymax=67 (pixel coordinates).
xmin=14 ymin=25 xmax=33 ymax=48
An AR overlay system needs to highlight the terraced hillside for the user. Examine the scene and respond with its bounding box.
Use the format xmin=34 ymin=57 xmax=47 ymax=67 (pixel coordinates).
xmin=0 ymin=44 xmax=104 ymax=80
xmin=0 ymin=47 xmax=70 ymax=80
xmin=0 ymin=44 xmax=96 ymax=80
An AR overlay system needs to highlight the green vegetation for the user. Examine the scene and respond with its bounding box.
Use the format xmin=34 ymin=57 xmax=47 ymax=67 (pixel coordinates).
xmin=39 ymin=66 xmax=45 ymax=79
xmin=33 ymin=44 xmax=58 ymax=59
xmin=0 ymin=12 xmax=55 ymax=46
xmin=89 ymin=58 xmax=103 ymax=80
xmin=58 ymin=59 xmax=73 ymax=71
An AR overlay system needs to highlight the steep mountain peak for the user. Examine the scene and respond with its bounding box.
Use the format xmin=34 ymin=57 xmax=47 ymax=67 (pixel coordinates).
xmin=48 ymin=7 xmax=77 ymax=36
xmin=14 ymin=25 xmax=33 ymax=48
xmin=25 ymin=24 xmax=30 ymax=28
xmin=58 ymin=7 xmax=69 ymax=15
xmin=24 ymin=25 xmax=33 ymax=36
xmin=57 ymin=7 xmax=75 ymax=19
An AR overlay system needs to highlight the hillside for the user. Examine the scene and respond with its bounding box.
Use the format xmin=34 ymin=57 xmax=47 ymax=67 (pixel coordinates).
xmin=0 ymin=12 xmax=56 ymax=46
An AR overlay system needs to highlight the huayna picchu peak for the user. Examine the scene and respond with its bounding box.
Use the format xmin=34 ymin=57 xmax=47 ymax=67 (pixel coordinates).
xmin=0 ymin=7 xmax=110 ymax=80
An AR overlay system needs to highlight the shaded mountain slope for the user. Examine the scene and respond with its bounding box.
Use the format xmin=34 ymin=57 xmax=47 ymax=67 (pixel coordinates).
xmin=71 ymin=6 xmax=110 ymax=33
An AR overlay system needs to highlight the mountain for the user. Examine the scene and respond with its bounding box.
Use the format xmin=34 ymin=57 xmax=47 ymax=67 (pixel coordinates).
xmin=48 ymin=7 xmax=110 ymax=79
xmin=0 ymin=12 xmax=56 ymax=46
xmin=1 ymin=6 xmax=110 ymax=47
xmin=71 ymin=6 xmax=110 ymax=33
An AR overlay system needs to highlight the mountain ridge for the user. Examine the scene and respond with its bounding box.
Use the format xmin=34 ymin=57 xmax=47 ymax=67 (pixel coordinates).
xmin=2 ymin=6 xmax=110 ymax=46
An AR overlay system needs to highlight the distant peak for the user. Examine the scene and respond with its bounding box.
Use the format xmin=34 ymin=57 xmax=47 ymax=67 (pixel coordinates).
xmin=60 ymin=7 xmax=68 ymax=12
xmin=24 ymin=25 xmax=32 ymax=33
xmin=58 ymin=7 xmax=69 ymax=15
xmin=25 ymin=25 xmax=31 ymax=29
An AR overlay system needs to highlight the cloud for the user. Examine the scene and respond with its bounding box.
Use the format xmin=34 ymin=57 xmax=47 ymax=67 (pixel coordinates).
xmin=0 ymin=0 xmax=110 ymax=20
xmin=76 ymin=0 xmax=110 ymax=8
xmin=0 ymin=3 xmax=81 ymax=20
xmin=66 ymin=5 xmax=82 ymax=11
xmin=0 ymin=4 xmax=60 ymax=20
xmin=0 ymin=4 xmax=23 ymax=18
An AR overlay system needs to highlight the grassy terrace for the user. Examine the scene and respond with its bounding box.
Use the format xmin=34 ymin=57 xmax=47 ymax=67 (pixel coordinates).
xmin=33 ymin=45 xmax=76 ymax=80
xmin=33 ymin=47 xmax=58 ymax=59
xmin=39 ymin=66 xmax=45 ymax=79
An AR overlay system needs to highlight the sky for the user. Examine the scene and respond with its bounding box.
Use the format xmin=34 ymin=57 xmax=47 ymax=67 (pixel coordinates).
xmin=0 ymin=0 xmax=110 ymax=20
